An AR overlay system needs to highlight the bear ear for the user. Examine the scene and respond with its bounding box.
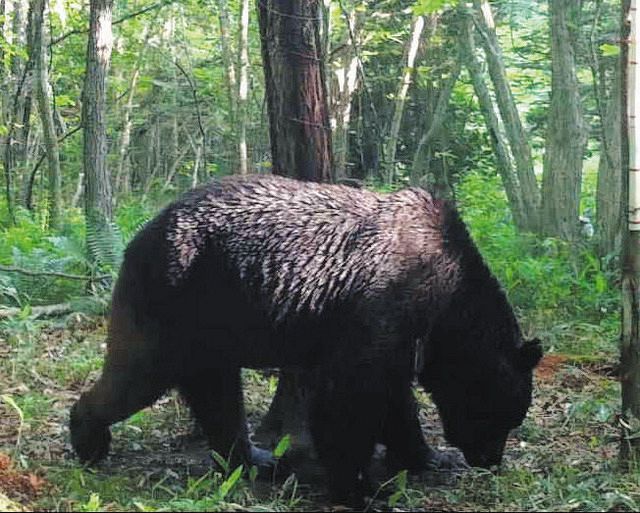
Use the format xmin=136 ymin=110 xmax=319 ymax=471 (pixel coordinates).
xmin=518 ymin=338 xmax=543 ymax=370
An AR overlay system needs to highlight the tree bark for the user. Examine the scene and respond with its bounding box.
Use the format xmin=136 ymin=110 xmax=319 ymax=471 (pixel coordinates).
xmin=257 ymin=0 xmax=333 ymax=182
xmin=596 ymin=63 xmax=623 ymax=257
xmin=114 ymin=68 xmax=139 ymax=198
xmin=473 ymin=0 xmax=541 ymax=232
xmin=256 ymin=0 xmax=333 ymax=463
xmin=460 ymin=13 xmax=528 ymax=231
xmin=621 ymin=0 xmax=640 ymax=466
xmin=32 ymin=0 xmax=61 ymax=229
xmin=541 ymin=0 xmax=587 ymax=240
xmin=82 ymin=0 xmax=114 ymax=255
xmin=217 ymin=0 xmax=237 ymax=121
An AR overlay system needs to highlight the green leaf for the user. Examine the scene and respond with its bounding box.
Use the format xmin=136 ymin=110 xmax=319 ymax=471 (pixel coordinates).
xmin=217 ymin=465 xmax=243 ymax=500
xmin=209 ymin=450 xmax=230 ymax=474
xmin=413 ymin=0 xmax=457 ymax=15
xmin=274 ymin=434 xmax=291 ymax=459
xmin=600 ymin=43 xmax=620 ymax=57
xmin=388 ymin=489 xmax=404 ymax=507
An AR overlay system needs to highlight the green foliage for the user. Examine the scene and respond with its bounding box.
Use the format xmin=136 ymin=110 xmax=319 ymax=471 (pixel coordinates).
xmin=273 ymin=434 xmax=291 ymax=459
xmin=0 ymin=206 xmax=88 ymax=306
xmin=86 ymin=221 xmax=125 ymax=274
xmin=456 ymin=171 xmax=618 ymax=355
xmin=414 ymin=0 xmax=458 ymax=15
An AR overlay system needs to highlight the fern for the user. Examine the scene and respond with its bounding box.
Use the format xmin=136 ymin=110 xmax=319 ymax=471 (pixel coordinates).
xmin=86 ymin=221 xmax=125 ymax=275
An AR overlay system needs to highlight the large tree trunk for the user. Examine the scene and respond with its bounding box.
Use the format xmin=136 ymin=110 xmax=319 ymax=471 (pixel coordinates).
xmin=32 ymin=0 xmax=61 ymax=229
xmin=473 ymin=0 xmax=541 ymax=232
xmin=82 ymin=0 xmax=113 ymax=257
xmin=256 ymin=0 xmax=333 ymax=465
xmin=541 ymin=0 xmax=587 ymax=240
xmin=621 ymin=0 xmax=640 ymax=466
xmin=459 ymin=12 xmax=528 ymax=231
xmin=257 ymin=0 xmax=333 ymax=181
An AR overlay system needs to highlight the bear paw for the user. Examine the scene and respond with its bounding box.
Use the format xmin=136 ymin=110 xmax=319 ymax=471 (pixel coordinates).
xmin=69 ymin=403 xmax=111 ymax=464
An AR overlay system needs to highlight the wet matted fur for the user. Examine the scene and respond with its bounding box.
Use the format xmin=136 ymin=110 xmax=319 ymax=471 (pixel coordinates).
xmin=70 ymin=174 xmax=542 ymax=503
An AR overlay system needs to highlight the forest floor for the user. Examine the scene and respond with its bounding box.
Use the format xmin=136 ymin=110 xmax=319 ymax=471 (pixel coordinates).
xmin=0 ymin=314 xmax=637 ymax=512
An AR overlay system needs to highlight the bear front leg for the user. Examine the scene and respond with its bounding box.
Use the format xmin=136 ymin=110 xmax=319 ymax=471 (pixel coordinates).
xmin=383 ymin=375 xmax=466 ymax=474
xmin=70 ymin=353 xmax=168 ymax=464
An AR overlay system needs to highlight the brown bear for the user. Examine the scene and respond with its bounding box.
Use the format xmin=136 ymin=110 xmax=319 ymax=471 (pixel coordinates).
xmin=70 ymin=174 xmax=541 ymax=503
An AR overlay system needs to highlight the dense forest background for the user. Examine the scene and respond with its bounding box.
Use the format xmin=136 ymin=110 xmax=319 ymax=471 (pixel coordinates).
xmin=0 ymin=0 xmax=635 ymax=511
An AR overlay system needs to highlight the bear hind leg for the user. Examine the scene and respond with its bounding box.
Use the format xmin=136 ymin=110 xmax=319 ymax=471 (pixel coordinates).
xmin=309 ymin=363 xmax=386 ymax=507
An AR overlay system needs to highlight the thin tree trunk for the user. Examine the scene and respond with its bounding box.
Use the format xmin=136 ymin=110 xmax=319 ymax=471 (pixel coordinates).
xmin=32 ymin=0 xmax=61 ymax=229
xmin=161 ymin=144 xmax=189 ymax=192
xmin=460 ymin=13 xmax=528 ymax=231
xmin=217 ymin=0 xmax=237 ymax=122
xmin=71 ymin=172 xmax=84 ymax=209
xmin=237 ymin=0 xmax=250 ymax=175
xmin=114 ymin=68 xmax=139 ymax=198
xmin=82 ymin=0 xmax=114 ymax=253
xmin=189 ymin=134 xmax=202 ymax=188
xmin=596 ymin=65 xmax=623 ymax=257
xmin=411 ymin=59 xmax=461 ymax=186
xmin=383 ymin=15 xmax=428 ymax=184
xmin=4 ymin=0 xmax=33 ymax=218
xmin=473 ymin=0 xmax=540 ymax=231
xmin=331 ymin=5 xmax=363 ymax=180
xmin=541 ymin=0 xmax=587 ymax=240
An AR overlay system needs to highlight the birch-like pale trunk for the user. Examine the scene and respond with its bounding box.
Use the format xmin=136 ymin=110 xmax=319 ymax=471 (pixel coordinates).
xmin=330 ymin=5 xmax=363 ymax=180
xmin=237 ymin=0 xmax=250 ymax=175
xmin=620 ymin=0 xmax=640 ymax=466
xmin=114 ymin=68 xmax=139 ymax=198
xmin=217 ymin=0 xmax=237 ymax=122
xmin=32 ymin=0 xmax=62 ymax=229
xmin=383 ymin=15 xmax=426 ymax=184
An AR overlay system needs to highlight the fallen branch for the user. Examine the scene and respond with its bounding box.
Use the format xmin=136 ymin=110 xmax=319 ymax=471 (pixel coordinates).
xmin=0 ymin=265 xmax=110 ymax=281
xmin=0 ymin=303 xmax=72 ymax=319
